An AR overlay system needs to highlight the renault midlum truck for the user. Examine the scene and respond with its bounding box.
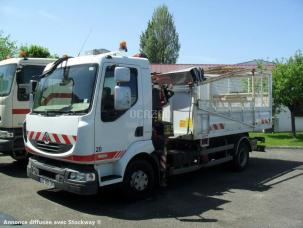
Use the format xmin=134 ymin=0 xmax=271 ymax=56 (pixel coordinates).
xmin=0 ymin=57 xmax=54 ymax=160
xmin=25 ymin=48 xmax=272 ymax=198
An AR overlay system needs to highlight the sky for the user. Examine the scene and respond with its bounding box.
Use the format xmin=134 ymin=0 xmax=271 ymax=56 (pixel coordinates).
xmin=0 ymin=0 xmax=302 ymax=64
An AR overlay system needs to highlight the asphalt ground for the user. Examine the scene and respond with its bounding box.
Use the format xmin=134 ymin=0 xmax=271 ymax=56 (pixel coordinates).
xmin=0 ymin=148 xmax=302 ymax=228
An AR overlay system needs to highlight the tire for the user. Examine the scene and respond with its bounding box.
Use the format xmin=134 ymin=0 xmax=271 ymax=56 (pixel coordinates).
xmin=232 ymin=142 xmax=250 ymax=171
xmin=122 ymin=159 xmax=155 ymax=199
xmin=10 ymin=150 xmax=29 ymax=162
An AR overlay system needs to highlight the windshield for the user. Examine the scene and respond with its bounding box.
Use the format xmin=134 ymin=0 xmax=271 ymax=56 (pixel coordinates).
xmin=0 ymin=64 xmax=17 ymax=96
xmin=33 ymin=64 xmax=98 ymax=114
xmin=19 ymin=65 xmax=46 ymax=84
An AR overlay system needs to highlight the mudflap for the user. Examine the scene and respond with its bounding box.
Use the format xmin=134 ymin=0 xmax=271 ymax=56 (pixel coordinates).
xmin=250 ymin=137 xmax=266 ymax=152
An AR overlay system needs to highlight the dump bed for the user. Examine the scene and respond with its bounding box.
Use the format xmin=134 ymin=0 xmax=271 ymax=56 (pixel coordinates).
xmin=156 ymin=67 xmax=272 ymax=140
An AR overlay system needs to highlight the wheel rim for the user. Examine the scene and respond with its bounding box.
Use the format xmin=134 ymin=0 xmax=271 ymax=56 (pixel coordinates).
xmin=239 ymin=148 xmax=248 ymax=167
xmin=130 ymin=170 xmax=149 ymax=191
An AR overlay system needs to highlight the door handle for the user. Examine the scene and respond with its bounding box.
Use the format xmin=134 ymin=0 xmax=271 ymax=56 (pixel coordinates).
xmin=135 ymin=126 xmax=143 ymax=137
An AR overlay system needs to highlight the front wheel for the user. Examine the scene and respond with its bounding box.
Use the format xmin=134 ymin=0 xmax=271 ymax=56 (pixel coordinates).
xmin=122 ymin=159 xmax=155 ymax=199
xmin=232 ymin=143 xmax=250 ymax=171
xmin=10 ymin=150 xmax=29 ymax=162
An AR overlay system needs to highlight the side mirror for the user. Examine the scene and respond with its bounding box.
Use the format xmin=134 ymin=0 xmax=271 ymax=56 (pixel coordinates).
xmin=29 ymin=80 xmax=38 ymax=109
xmin=114 ymin=67 xmax=130 ymax=82
xmin=114 ymin=86 xmax=131 ymax=110
xmin=30 ymin=80 xmax=38 ymax=93
xmin=29 ymin=93 xmax=34 ymax=110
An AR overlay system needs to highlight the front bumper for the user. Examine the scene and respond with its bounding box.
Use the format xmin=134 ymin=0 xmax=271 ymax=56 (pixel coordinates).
xmin=27 ymin=157 xmax=98 ymax=195
xmin=0 ymin=139 xmax=13 ymax=153
xmin=0 ymin=128 xmax=24 ymax=154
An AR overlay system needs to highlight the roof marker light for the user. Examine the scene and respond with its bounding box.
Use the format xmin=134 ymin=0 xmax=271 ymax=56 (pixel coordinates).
xmin=19 ymin=51 xmax=28 ymax=60
xmin=119 ymin=41 xmax=128 ymax=52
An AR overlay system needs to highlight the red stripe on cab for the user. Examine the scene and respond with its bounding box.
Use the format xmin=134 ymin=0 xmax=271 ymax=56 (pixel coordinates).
xmin=26 ymin=145 xmax=124 ymax=163
xmin=62 ymin=135 xmax=71 ymax=145
xmin=63 ymin=151 xmax=122 ymax=162
xmin=35 ymin=132 xmax=41 ymax=140
xmin=52 ymin=134 xmax=61 ymax=144
xmin=29 ymin=131 xmax=34 ymax=139
xmin=12 ymin=109 xmax=30 ymax=114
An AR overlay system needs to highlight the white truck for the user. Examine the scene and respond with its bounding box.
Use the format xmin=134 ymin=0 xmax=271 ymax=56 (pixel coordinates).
xmin=25 ymin=51 xmax=272 ymax=198
xmin=0 ymin=57 xmax=54 ymax=160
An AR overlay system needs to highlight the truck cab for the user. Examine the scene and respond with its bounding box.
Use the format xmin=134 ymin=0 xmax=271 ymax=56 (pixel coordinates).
xmin=26 ymin=53 xmax=154 ymax=195
xmin=0 ymin=58 xmax=54 ymax=160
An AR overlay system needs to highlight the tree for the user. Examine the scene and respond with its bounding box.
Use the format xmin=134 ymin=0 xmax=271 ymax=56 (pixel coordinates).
xmin=272 ymin=50 xmax=303 ymax=137
xmin=0 ymin=31 xmax=17 ymax=61
xmin=19 ymin=44 xmax=52 ymax=58
xmin=139 ymin=5 xmax=180 ymax=64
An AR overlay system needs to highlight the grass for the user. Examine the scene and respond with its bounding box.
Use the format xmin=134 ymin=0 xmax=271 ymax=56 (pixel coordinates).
xmin=249 ymin=132 xmax=303 ymax=147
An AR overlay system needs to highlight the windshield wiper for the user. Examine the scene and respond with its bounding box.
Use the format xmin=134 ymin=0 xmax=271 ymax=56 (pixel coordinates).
xmin=42 ymin=109 xmax=63 ymax=116
xmin=51 ymin=105 xmax=71 ymax=112
xmin=33 ymin=105 xmax=87 ymax=116
xmin=49 ymin=106 xmax=87 ymax=115
xmin=38 ymin=56 xmax=73 ymax=79
xmin=31 ymin=109 xmax=64 ymax=116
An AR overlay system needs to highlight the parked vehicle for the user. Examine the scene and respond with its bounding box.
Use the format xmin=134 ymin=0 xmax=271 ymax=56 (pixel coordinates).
xmin=0 ymin=57 xmax=54 ymax=160
xmin=25 ymin=48 xmax=272 ymax=198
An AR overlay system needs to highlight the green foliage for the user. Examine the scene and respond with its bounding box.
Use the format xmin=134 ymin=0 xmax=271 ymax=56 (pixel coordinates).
xmin=272 ymin=50 xmax=303 ymax=136
xmin=49 ymin=53 xmax=60 ymax=59
xmin=19 ymin=44 xmax=52 ymax=58
xmin=140 ymin=5 xmax=180 ymax=64
xmin=256 ymin=59 xmax=265 ymax=71
xmin=273 ymin=50 xmax=303 ymax=110
xmin=249 ymin=132 xmax=303 ymax=147
xmin=0 ymin=31 xmax=17 ymax=61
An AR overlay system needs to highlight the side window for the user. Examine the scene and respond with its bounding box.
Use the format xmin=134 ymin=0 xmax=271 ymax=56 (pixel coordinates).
xmin=101 ymin=66 xmax=138 ymax=122
xmin=17 ymin=65 xmax=45 ymax=101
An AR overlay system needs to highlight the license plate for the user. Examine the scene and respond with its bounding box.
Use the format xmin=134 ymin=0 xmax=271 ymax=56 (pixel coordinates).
xmin=40 ymin=177 xmax=55 ymax=188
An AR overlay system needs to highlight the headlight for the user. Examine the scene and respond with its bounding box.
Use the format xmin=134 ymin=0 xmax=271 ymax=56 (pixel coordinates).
xmin=69 ymin=172 xmax=77 ymax=180
xmin=68 ymin=172 xmax=96 ymax=182
xmin=0 ymin=130 xmax=14 ymax=139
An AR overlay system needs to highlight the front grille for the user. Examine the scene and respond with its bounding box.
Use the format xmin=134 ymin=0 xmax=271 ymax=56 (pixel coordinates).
xmin=36 ymin=141 xmax=60 ymax=153
xmin=31 ymin=140 xmax=73 ymax=154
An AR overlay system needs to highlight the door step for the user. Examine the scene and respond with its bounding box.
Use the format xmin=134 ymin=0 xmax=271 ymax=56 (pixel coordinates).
xmin=204 ymin=156 xmax=233 ymax=167
xmin=101 ymin=175 xmax=122 ymax=182
xmin=168 ymin=155 xmax=233 ymax=176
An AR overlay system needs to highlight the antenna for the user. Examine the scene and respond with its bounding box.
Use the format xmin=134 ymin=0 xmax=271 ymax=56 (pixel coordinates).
xmin=77 ymin=28 xmax=92 ymax=56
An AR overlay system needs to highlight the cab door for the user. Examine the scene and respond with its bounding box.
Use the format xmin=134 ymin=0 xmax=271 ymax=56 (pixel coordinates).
xmin=94 ymin=63 xmax=143 ymax=162
xmin=12 ymin=65 xmax=45 ymax=128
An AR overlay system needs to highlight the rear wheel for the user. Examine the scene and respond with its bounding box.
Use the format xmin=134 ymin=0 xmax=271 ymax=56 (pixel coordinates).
xmin=232 ymin=142 xmax=250 ymax=171
xmin=122 ymin=159 xmax=155 ymax=199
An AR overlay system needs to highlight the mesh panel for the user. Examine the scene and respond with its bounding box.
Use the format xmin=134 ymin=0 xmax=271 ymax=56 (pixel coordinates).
xmin=207 ymin=74 xmax=270 ymax=111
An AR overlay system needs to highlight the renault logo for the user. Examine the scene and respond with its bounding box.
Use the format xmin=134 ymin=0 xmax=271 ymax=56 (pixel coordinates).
xmin=43 ymin=132 xmax=50 ymax=144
